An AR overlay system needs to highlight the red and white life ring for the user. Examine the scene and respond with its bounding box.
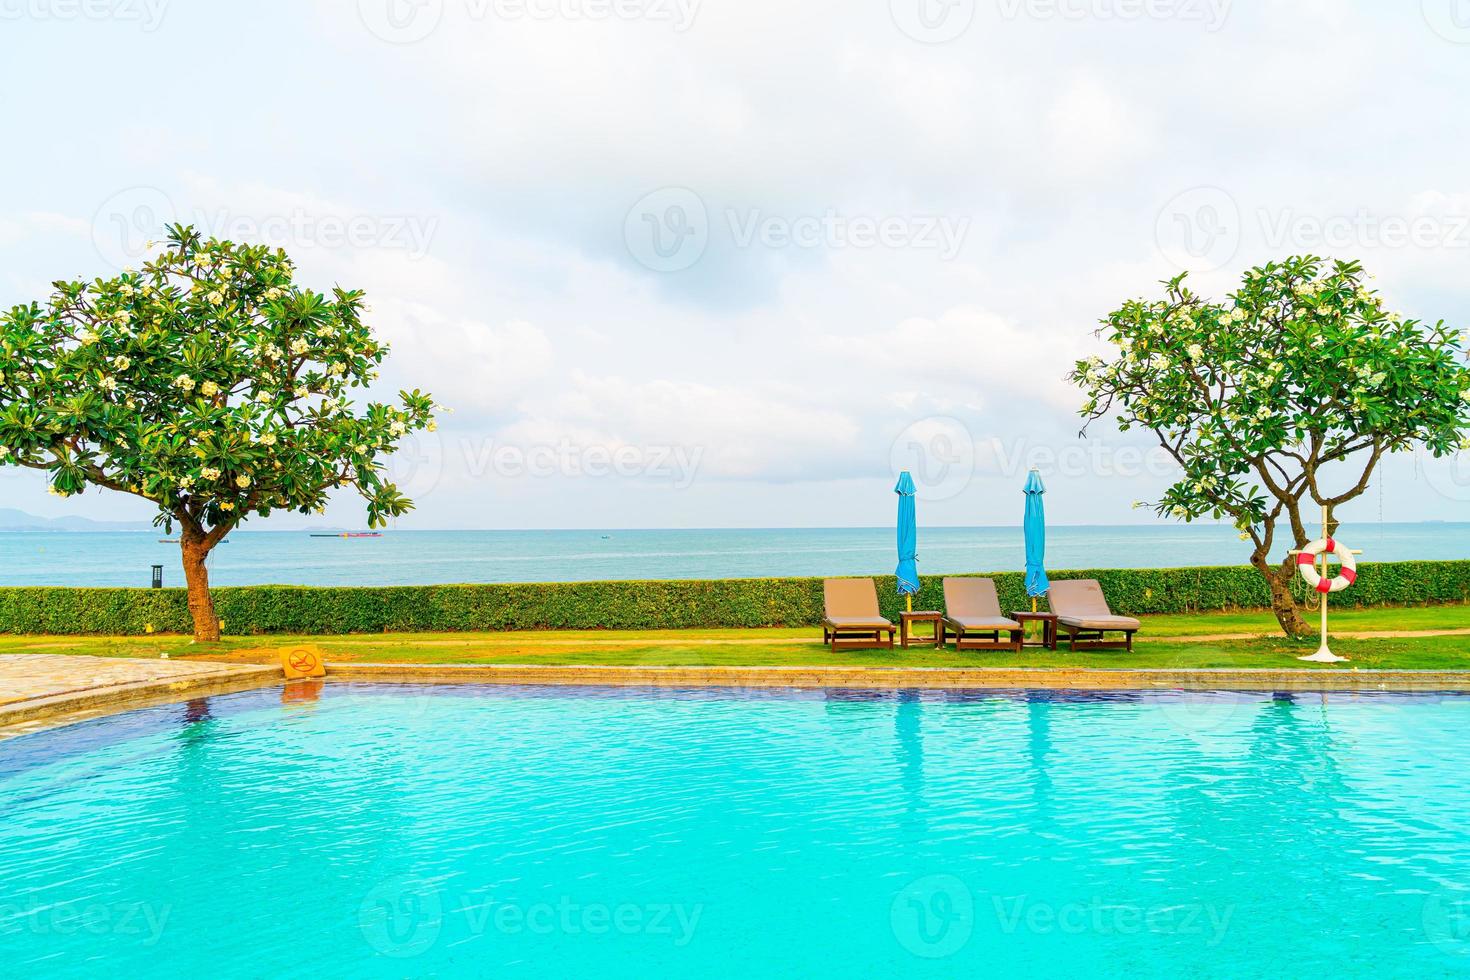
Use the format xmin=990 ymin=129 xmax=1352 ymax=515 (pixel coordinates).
xmin=1296 ymin=538 xmax=1358 ymax=594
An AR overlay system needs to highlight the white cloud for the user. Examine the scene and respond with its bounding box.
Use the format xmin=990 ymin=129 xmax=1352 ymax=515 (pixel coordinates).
xmin=1045 ymin=73 xmax=1156 ymax=178
xmin=503 ymin=374 xmax=863 ymax=482
xmin=5 ymin=2 xmax=1470 ymax=528
xmin=380 ymin=311 xmax=555 ymax=418
xmin=828 ymin=308 xmax=1086 ymax=411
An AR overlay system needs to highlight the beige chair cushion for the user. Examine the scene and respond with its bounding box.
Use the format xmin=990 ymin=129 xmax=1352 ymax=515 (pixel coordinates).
xmin=943 ymin=579 xmax=1018 ymax=632
xmin=824 ymin=578 xmax=884 ymax=622
xmin=947 ymin=615 xmax=1021 ymax=631
xmin=825 ymin=615 xmax=893 ymax=628
xmin=1058 ymin=614 xmax=1141 ymax=631
xmin=943 ymin=577 xmax=1002 ymax=618
xmin=1047 ymin=579 xmax=1113 ymax=619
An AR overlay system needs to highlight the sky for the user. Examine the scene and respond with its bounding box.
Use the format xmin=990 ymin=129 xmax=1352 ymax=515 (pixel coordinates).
xmin=1 ymin=0 xmax=1469 ymax=531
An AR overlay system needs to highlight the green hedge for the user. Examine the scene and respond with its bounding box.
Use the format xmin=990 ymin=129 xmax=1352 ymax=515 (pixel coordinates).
xmin=1 ymin=560 xmax=1466 ymax=636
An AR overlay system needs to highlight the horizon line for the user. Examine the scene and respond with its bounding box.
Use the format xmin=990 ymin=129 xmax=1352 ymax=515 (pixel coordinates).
xmin=11 ymin=520 xmax=1462 ymax=534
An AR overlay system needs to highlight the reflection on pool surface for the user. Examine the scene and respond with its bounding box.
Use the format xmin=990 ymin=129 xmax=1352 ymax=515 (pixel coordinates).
xmin=2 ymin=684 xmax=1469 ymax=977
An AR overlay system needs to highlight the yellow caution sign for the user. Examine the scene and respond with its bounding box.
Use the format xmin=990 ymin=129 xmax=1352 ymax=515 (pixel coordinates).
xmin=280 ymin=645 xmax=327 ymax=679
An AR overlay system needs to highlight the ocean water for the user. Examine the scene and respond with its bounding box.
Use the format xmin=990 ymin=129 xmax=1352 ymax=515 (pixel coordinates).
xmin=0 ymin=523 xmax=1466 ymax=588
xmin=2 ymin=684 xmax=1468 ymax=977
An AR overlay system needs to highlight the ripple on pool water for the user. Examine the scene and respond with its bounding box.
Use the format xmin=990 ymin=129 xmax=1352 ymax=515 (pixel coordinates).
xmin=2 ymin=684 xmax=1469 ymax=977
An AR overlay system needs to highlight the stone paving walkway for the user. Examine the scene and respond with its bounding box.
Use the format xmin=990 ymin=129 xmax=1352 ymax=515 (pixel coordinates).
xmin=0 ymin=654 xmax=266 ymax=707
xmin=0 ymin=654 xmax=280 ymax=738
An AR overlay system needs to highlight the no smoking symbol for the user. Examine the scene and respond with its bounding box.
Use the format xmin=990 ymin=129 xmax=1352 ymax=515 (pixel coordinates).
xmin=282 ymin=646 xmax=325 ymax=678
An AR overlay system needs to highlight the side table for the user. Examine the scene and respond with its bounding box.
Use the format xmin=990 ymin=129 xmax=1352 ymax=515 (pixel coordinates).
xmin=1010 ymin=610 xmax=1059 ymax=650
xmin=900 ymin=610 xmax=943 ymax=649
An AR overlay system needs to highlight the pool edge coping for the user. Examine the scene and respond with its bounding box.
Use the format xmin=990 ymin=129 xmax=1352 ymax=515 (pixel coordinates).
xmin=6 ymin=661 xmax=1470 ymax=738
xmin=325 ymin=662 xmax=1470 ymax=692
xmin=0 ymin=664 xmax=281 ymax=739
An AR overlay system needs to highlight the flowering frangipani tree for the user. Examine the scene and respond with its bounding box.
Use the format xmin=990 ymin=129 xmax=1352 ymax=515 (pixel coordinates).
xmin=0 ymin=225 xmax=438 ymax=641
xmin=1071 ymin=257 xmax=1470 ymax=636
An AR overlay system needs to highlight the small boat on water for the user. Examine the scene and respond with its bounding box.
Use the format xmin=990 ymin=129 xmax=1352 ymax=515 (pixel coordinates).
xmin=310 ymin=532 xmax=384 ymax=538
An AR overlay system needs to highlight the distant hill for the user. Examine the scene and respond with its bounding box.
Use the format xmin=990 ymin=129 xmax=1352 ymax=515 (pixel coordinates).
xmin=0 ymin=508 xmax=154 ymax=532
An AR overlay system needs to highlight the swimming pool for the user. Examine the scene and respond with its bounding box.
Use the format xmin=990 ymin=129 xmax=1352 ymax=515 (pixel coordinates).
xmin=2 ymin=684 xmax=1468 ymax=977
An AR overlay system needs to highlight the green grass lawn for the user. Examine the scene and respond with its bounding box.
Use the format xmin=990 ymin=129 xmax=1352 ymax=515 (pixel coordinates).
xmin=2 ymin=605 xmax=1467 ymax=671
xmin=1139 ymin=604 xmax=1470 ymax=636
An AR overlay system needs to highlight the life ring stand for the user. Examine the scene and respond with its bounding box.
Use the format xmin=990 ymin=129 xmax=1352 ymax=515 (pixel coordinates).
xmin=1296 ymin=537 xmax=1358 ymax=594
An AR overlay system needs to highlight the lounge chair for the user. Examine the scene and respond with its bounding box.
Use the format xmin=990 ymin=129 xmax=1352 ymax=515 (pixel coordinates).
xmin=1047 ymin=579 xmax=1141 ymax=651
xmin=821 ymin=578 xmax=896 ymax=650
xmin=941 ymin=577 xmax=1023 ymax=652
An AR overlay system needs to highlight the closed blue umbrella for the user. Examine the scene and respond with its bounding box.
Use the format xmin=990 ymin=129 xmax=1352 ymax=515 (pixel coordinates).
xmin=895 ymin=471 xmax=920 ymax=610
xmin=1023 ymin=469 xmax=1049 ymax=612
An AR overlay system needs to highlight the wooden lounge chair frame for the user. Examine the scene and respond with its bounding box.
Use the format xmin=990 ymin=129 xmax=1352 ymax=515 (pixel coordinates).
xmin=1055 ymin=626 xmax=1135 ymax=652
xmin=940 ymin=577 xmax=1023 ymax=652
xmin=821 ymin=578 xmax=896 ymax=650
xmin=1047 ymin=579 xmax=1140 ymax=652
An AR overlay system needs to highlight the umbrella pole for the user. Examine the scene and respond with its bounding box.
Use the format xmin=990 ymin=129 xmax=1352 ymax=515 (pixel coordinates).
xmin=906 ymin=596 xmax=912 ymax=613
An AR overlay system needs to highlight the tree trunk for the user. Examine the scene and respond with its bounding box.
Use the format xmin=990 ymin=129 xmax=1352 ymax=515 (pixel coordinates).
xmin=180 ymin=528 xmax=220 ymax=642
xmin=1260 ymin=556 xmax=1309 ymax=637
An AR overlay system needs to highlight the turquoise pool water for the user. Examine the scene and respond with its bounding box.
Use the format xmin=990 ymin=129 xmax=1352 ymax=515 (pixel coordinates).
xmin=2 ymin=685 xmax=1469 ymax=977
